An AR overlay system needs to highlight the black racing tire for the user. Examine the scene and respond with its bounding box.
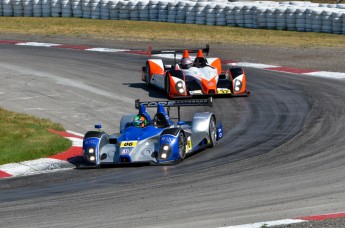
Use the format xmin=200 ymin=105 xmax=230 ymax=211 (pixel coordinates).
xmin=145 ymin=63 xmax=151 ymax=86
xmin=165 ymin=75 xmax=171 ymax=99
xmin=178 ymin=131 xmax=187 ymax=160
xmin=209 ymin=115 xmax=217 ymax=148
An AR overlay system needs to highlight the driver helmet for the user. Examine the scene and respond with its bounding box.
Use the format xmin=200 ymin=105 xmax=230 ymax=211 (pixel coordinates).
xmin=180 ymin=57 xmax=193 ymax=69
xmin=133 ymin=114 xmax=148 ymax=128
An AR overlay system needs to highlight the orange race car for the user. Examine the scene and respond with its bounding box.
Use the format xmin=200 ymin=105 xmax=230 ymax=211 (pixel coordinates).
xmin=141 ymin=45 xmax=250 ymax=99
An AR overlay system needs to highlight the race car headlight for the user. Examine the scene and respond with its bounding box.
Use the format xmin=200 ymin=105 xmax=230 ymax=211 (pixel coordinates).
xmin=89 ymin=156 xmax=96 ymax=162
xmin=84 ymin=146 xmax=97 ymax=163
xmin=175 ymin=81 xmax=185 ymax=94
xmin=234 ymin=79 xmax=242 ymax=92
xmin=160 ymin=144 xmax=171 ymax=160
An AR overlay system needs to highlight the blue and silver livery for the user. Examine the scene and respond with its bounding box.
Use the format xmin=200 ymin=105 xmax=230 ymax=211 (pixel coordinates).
xmin=81 ymin=97 xmax=223 ymax=166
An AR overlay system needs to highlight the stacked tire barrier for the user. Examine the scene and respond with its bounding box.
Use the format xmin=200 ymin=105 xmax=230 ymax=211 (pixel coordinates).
xmin=0 ymin=0 xmax=344 ymax=35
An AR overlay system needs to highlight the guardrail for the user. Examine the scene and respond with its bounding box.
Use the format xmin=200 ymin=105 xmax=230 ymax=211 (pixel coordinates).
xmin=0 ymin=0 xmax=344 ymax=35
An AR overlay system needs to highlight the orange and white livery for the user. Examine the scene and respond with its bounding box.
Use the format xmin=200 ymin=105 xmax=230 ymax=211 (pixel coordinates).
xmin=141 ymin=44 xmax=249 ymax=99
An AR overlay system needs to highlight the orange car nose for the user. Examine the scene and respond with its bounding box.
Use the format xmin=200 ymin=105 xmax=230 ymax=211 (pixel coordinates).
xmin=201 ymin=77 xmax=217 ymax=94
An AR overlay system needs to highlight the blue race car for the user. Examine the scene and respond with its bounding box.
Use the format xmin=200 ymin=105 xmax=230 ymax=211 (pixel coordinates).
xmin=81 ymin=98 xmax=223 ymax=166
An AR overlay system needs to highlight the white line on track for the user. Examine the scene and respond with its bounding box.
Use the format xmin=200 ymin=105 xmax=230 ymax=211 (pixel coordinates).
xmin=86 ymin=48 xmax=129 ymax=52
xmin=221 ymin=219 xmax=306 ymax=228
xmin=15 ymin=42 xmax=61 ymax=47
xmin=303 ymin=71 xmax=345 ymax=79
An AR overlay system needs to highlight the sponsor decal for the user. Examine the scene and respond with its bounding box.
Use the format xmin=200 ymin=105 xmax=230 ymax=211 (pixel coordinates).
xmin=186 ymin=137 xmax=192 ymax=152
xmin=161 ymin=136 xmax=173 ymax=142
xmin=193 ymin=116 xmax=207 ymax=119
xmin=121 ymin=149 xmax=130 ymax=154
xmin=138 ymin=99 xmax=209 ymax=107
xmin=84 ymin=139 xmax=98 ymax=145
xmin=207 ymin=81 xmax=214 ymax=86
xmin=218 ymin=128 xmax=223 ymax=138
xmin=120 ymin=141 xmax=138 ymax=147
xmin=217 ymin=88 xmax=231 ymax=94
xmin=189 ymin=90 xmax=203 ymax=95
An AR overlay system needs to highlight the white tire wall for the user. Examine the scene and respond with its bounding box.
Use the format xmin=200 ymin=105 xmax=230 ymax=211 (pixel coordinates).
xmin=243 ymin=4 xmax=254 ymax=28
xmin=176 ymin=1 xmax=186 ymax=24
xmin=295 ymin=7 xmax=306 ymax=32
xmin=0 ymin=0 xmax=3 ymax=16
xmin=305 ymin=8 xmax=313 ymax=32
xmin=311 ymin=8 xmax=322 ymax=32
xmin=234 ymin=4 xmax=244 ymax=27
xmin=51 ymin=0 xmax=61 ymax=17
xmin=158 ymin=0 xmax=168 ymax=22
xmin=225 ymin=4 xmax=235 ymax=27
xmin=72 ymin=0 xmax=82 ymax=18
xmin=195 ymin=1 xmax=207 ymax=25
xmin=81 ymin=0 xmax=90 ymax=18
xmin=62 ymin=0 xmax=72 ymax=17
xmin=266 ymin=7 xmax=276 ymax=30
xmin=139 ymin=0 xmax=149 ymax=21
xmin=33 ymin=0 xmax=42 ymax=16
xmin=206 ymin=3 xmax=216 ymax=26
xmin=185 ymin=1 xmax=196 ymax=24
xmin=0 ymin=0 xmax=344 ymax=35
xmin=286 ymin=6 xmax=296 ymax=31
xmin=275 ymin=7 xmax=285 ymax=30
xmin=149 ymin=0 xmax=159 ymax=22
xmin=13 ymin=0 xmax=23 ymax=16
xmin=100 ymin=0 xmax=109 ymax=20
xmin=3 ymin=0 xmax=14 ymax=16
xmin=322 ymin=8 xmax=333 ymax=33
xmin=42 ymin=0 xmax=51 ymax=16
xmin=108 ymin=0 xmax=119 ymax=20
xmin=90 ymin=0 xmax=100 ymax=19
xmin=216 ymin=3 xmax=226 ymax=26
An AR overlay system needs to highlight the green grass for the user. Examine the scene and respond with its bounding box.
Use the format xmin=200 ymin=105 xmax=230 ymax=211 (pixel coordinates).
xmin=0 ymin=17 xmax=344 ymax=48
xmin=0 ymin=107 xmax=72 ymax=165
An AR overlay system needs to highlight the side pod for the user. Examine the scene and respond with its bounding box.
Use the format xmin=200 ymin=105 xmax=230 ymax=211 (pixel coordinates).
xmin=143 ymin=59 xmax=165 ymax=83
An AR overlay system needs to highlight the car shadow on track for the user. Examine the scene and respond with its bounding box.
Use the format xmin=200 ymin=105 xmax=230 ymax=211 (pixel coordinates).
xmin=123 ymin=83 xmax=167 ymax=99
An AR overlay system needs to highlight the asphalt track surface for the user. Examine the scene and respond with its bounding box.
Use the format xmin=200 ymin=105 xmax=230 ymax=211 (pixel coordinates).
xmin=1 ymin=44 xmax=345 ymax=228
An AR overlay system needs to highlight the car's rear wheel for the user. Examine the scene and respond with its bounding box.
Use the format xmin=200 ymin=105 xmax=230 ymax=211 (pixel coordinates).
xmin=209 ymin=115 xmax=217 ymax=148
xmin=178 ymin=131 xmax=187 ymax=160
xmin=165 ymin=76 xmax=172 ymax=99
xmin=145 ymin=63 xmax=151 ymax=86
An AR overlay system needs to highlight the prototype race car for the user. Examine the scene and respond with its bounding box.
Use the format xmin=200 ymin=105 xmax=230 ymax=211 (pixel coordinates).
xmin=141 ymin=44 xmax=250 ymax=99
xmin=81 ymin=98 xmax=223 ymax=166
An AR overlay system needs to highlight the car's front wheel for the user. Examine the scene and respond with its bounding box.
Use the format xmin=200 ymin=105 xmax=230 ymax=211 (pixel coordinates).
xmin=178 ymin=131 xmax=187 ymax=160
xmin=209 ymin=115 xmax=217 ymax=148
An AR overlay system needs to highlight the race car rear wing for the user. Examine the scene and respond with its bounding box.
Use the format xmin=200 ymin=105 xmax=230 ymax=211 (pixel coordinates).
xmin=135 ymin=97 xmax=213 ymax=109
xmin=148 ymin=44 xmax=210 ymax=65
xmin=135 ymin=97 xmax=213 ymax=121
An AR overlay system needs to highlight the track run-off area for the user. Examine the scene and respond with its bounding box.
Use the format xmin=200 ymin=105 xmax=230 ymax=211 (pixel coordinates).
xmin=0 ymin=41 xmax=345 ymax=227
